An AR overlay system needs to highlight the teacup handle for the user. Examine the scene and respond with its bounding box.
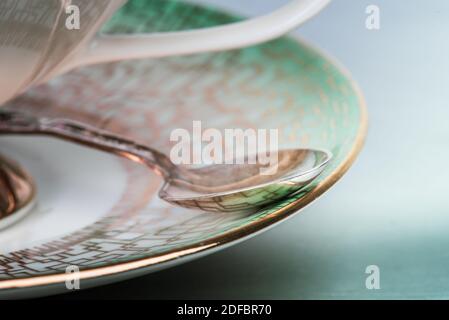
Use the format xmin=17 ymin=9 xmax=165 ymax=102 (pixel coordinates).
xmin=69 ymin=0 xmax=330 ymax=69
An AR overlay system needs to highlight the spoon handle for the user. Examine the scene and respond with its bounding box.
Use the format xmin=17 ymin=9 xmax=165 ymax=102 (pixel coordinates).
xmin=0 ymin=110 xmax=172 ymax=177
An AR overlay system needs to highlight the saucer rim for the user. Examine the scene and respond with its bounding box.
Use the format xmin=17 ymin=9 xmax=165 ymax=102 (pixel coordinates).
xmin=0 ymin=35 xmax=368 ymax=291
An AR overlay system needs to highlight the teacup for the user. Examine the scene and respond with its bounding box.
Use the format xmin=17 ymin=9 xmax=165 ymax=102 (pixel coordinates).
xmin=0 ymin=0 xmax=330 ymax=106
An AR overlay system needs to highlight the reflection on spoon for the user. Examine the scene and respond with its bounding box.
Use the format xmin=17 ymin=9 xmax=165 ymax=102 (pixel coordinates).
xmin=0 ymin=154 xmax=35 ymax=230
xmin=0 ymin=110 xmax=331 ymax=213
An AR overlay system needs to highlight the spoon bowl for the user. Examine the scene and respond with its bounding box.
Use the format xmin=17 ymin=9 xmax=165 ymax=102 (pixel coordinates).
xmin=160 ymin=148 xmax=331 ymax=212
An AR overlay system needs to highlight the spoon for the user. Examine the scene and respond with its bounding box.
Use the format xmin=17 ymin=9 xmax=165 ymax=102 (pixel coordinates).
xmin=0 ymin=110 xmax=331 ymax=213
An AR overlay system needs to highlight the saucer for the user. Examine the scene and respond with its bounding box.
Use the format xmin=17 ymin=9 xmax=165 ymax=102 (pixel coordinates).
xmin=0 ymin=0 xmax=366 ymax=298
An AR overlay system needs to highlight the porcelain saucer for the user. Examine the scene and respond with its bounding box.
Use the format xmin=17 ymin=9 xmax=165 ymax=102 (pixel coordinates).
xmin=0 ymin=0 xmax=366 ymax=298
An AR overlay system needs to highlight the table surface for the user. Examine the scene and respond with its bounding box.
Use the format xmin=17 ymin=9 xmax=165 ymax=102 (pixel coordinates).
xmin=54 ymin=0 xmax=449 ymax=299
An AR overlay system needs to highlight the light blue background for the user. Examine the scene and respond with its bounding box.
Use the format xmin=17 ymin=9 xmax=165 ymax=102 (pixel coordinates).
xmin=60 ymin=0 xmax=449 ymax=299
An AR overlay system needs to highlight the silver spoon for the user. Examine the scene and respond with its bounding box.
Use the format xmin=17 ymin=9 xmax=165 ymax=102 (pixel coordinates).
xmin=0 ymin=110 xmax=331 ymax=213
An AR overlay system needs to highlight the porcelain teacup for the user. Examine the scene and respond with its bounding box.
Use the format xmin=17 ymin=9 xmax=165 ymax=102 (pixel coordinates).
xmin=0 ymin=0 xmax=330 ymax=106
